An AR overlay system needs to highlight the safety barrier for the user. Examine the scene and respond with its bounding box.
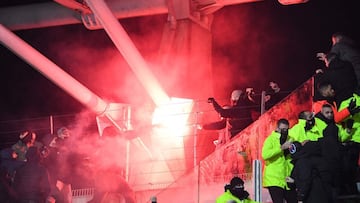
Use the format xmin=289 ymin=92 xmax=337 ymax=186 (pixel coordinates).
xmin=72 ymin=188 xmax=94 ymax=203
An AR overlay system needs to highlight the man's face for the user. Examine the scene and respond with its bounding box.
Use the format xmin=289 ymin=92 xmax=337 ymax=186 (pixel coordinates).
xmin=58 ymin=128 xmax=70 ymax=139
xmin=320 ymin=85 xmax=335 ymax=97
xmin=321 ymin=106 xmax=334 ymax=120
xmin=277 ymin=123 xmax=289 ymax=133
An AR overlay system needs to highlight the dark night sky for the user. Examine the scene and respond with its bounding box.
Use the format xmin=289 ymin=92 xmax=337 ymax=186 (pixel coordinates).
xmin=0 ymin=0 xmax=359 ymax=121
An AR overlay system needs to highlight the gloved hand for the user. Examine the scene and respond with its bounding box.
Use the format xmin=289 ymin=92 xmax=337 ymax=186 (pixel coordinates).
xmin=207 ymin=97 xmax=215 ymax=103
xmin=348 ymin=99 xmax=360 ymax=115
xmin=315 ymin=69 xmax=323 ymax=74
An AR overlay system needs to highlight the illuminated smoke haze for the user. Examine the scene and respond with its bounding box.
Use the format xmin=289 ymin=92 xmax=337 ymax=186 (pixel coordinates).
xmin=29 ymin=10 xmax=256 ymax=201
xmin=1 ymin=0 xmax=360 ymax=202
xmin=0 ymin=4 xmax=311 ymax=202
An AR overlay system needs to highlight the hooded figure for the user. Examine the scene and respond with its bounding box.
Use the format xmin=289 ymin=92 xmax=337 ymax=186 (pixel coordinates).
xmin=290 ymin=128 xmax=339 ymax=203
xmin=319 ymin=124 xmax=342 ymax=188
xmin=229 ymin=177 xmax=249 ymax=200
xmin=289 ymin=141 xmax=330 ymax=203
xmin=216 ymin=177 xmax=258 ymax=203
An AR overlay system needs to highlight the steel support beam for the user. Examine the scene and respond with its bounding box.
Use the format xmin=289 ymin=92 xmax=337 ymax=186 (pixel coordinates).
xmin=0 ymin=0 xmax=263 ymax=31
xmin=85 ymin=0 xmax=170 ymax=106
xmin=0 ymin=24 xmax=108 ymax=114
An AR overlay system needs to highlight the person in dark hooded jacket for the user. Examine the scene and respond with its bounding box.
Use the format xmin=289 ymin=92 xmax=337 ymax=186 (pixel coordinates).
xmin=315 ymin=53 xmax=358 ymax=108
xmin=289 ymin=123 xmax=343 ymax=203
xmin=289 ymin=140 xmax=329 ymax=203
xmin=216 ymin=176 xmax=258 ymax=203
xmin=13 ymin=146 xmax=51 ymax=203
xmin=317 ymin=32 xmax=360 ymax=91
xmin=207 ymin=90 xmax=253 ymax=138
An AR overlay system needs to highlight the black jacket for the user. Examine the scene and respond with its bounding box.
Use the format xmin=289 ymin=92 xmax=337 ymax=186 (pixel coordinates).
xmin=316 ymin=57 xmax=357 ymax=106
xmin=13 ymin=147 xmax=51 ymax=202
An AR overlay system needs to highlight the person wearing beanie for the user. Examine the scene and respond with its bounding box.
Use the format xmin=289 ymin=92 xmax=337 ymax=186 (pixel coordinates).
xmin=216 ymin=176 xmax=259 ymax=203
